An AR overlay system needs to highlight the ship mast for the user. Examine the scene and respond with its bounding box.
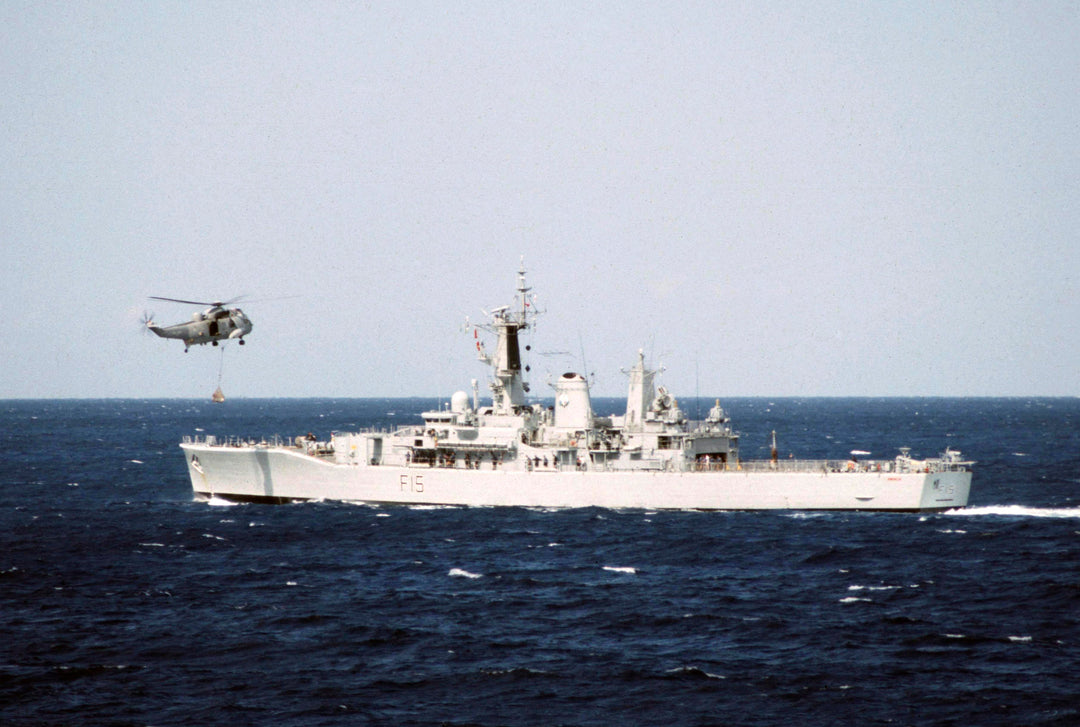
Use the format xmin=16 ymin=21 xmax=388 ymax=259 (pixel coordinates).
xmin=476 ymin=259 xmax=535 ymax=415
xmin=622 ymin=349 xmax=658 ymax=431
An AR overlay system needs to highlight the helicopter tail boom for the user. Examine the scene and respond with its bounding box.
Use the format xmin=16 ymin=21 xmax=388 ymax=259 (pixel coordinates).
xmin=144 ymin=316 xmax=168 ymax=338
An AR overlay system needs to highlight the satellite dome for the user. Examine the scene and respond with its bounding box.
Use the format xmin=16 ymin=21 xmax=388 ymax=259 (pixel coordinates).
xmin=451 ymin=390 xmax=470 ymax=414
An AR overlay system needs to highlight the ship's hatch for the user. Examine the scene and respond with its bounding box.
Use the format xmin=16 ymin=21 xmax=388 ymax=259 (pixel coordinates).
xmin=368 ymin=437 xmax=383 ymax=464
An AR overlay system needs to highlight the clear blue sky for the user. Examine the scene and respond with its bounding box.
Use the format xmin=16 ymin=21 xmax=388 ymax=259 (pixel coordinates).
xmin=3 ymin=2 xmax=1077 ymax=398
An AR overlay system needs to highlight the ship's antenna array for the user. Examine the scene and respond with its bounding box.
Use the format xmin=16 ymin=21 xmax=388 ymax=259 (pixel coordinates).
xmin=516 ymin=256 xmax=531 ymax=323
xmin=578 ymin=332 xmax=594 ymax=388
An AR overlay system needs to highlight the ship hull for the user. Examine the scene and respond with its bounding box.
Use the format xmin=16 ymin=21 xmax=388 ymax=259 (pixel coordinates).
xmin=181 ymin=443 xmax=971 ymax=512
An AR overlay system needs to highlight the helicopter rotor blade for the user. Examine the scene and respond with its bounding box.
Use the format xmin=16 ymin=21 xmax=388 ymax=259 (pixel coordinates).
xmin=149 ymin=296 xmax=219 ymax=306
xmin=148 ymin=295 xmax=246 ymax=307
xmin=148 ymin=294 xmax=296 ymax=308
xmin=234 ymin=294 xmax=299 ymax=304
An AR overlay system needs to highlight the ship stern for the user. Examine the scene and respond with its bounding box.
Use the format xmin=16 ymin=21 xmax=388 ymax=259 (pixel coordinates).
xmin=917 ymin=470 xmax=972 ymax=511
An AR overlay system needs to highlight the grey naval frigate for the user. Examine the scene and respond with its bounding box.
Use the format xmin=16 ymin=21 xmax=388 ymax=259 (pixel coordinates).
xmin=180 ymin=265 xmax=972 ymax=511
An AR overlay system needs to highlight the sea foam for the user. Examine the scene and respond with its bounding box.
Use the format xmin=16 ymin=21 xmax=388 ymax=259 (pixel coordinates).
xmin=950 ymin=505 xmax=1080 ymax=519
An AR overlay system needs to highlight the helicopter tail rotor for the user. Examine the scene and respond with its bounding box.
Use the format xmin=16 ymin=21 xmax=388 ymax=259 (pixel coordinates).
xmin=141 ymin=311 xmax=166 ymax=337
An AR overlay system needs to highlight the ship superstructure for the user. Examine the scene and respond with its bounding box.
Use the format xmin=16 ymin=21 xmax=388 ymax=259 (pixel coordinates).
xmin=180 ymin=264 xmax=972 ymax=511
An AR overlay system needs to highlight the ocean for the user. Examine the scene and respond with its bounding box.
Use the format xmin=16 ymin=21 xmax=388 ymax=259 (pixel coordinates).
xmin=1 ymin=397 xmax=1078 ymax=726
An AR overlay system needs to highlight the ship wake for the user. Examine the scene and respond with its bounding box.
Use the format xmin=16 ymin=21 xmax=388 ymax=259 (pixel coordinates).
xmin=946 ymin=504 xmax=1080 ymax=519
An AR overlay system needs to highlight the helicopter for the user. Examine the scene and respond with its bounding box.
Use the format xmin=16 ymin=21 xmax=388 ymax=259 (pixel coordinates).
xmin=144 ymin=297 xmax=253 ymax=352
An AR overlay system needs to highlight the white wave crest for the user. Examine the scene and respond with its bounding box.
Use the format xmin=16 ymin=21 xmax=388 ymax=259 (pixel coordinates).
xmin=448 ymin=568 xmax=482 ymax=579
xmin=948 ymin=505 xmax=1080 ymax=519
xmin=666 ymin=666 xmax=725 ymax=680
xmin=603 ymin=566 xmax=637 ymax=574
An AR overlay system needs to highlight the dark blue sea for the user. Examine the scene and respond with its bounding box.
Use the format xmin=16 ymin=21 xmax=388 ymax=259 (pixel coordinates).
xmin=2 ymin=398 xmax=1078 ymax=726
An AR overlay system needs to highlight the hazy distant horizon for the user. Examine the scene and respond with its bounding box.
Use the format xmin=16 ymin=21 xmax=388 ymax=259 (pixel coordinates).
xmin=4 ymin=395 xmax=1075 ymax=404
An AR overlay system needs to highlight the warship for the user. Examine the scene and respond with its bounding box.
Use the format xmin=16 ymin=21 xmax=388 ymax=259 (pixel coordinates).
xmin=180 ymin=265 xmax=972 ymax=511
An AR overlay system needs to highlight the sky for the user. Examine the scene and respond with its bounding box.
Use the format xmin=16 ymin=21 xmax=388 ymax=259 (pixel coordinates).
xmin=2 ymin=1 xmax=1078 ymax=399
